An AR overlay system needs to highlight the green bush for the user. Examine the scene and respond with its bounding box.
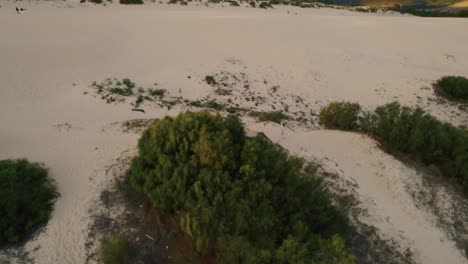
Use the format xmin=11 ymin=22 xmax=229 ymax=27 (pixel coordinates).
xmin=319 ymin=102 xmax=361 ymax=130
xmin=204 ymin=75 xmax=217 ymax=86
xmin=259 ymin=1 xmax=272 ymax=8
xmin=120 ymin=0 xmax=143 ymax=4
xmin=0 ymin=159 xmax=59 ymax=245
xmin=436 ymin=76 xmax=468 ymax=101
xmin=249 ymin=0 xmax=256 ymax=6
xmin=130 ymin=111 xmax=353 ymax=262
xmin=101 ymin=235 xmax=129 ymax=264
xmin=250 ymin=111 xmax=288 ymax=124
xmin=369 ymin=102 xmax=468 ymax=192
xmin=320 ymin=101 xmax=468 ymax=193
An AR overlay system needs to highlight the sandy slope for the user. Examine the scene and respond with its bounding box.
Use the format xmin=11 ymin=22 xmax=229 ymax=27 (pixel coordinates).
xmin=0 ymin=2 xmax=467 ymax=263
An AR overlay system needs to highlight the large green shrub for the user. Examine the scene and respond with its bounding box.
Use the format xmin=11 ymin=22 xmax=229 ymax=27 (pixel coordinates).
xmin=130 ymin=111 xmax=354 ymax=262
xmin=0 ymin=159 xmax=59 ymax=245
xmin=436 ymin=76 xmax=468 ymax=101
xmin=101 ymin=235 xmax=129 ymax=264
xmin=319 ymin=102 xmax=361 ymax=130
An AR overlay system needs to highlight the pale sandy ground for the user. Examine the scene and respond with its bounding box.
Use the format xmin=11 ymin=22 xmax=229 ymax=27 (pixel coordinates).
xmin=0 ymin=1 xmax=467 ymax=263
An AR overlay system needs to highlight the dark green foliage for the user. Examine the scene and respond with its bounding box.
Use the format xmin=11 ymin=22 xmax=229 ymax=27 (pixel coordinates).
xmin=319 ymin=102 xmax=361 ymax=130
xmin=120 ymin=0 xmax=144 ymax=4
xmin=250 ymin=111 xmax=288 ymax=124
xmin=0 ymin=159 xmax=59 ymax=245
xmin=88 ymin=0 xmax=103 ymax=3
xmin=259 ymin=1 xmax=272 ymax=8
xmin=368 ymin=102 xmax=468 ymax=193
xmin=189 ymin=100 xmax=202 ymax=107
xmin=130 ymin=111 xmax=354 ymax=262
xmin=205 ymin=100 xmax=224 ymax=110
xmin=101 ymin=235 xmax=129 ymax=264
xmin=249 ymin=0 xmax=256 ymax=6
xmin=228 ymin=0 xmax=240 ymax=6
xmin=205 ymin=75 xmax=217 ymax=86
xmin=320 ymin=101 xmax=468 ymax=193
xmin=148 ymin=88 xmax=167 ymax=98
xmin=436 ymin=76 xmax=468 ymax=101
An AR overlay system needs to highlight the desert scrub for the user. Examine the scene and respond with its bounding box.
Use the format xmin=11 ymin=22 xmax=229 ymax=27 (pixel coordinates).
xmin=320 ymin=101 xmax=468 ymax=194
xmin=0 ymin=159 xmax=59 ymax=246
xmin=259 ymin=1 xmax=272 ymax=8
xmin=204 ymin=100 xmax=224 ymax=110
xmin=205 ymin=75 xmax=218 ymax=86
xmin=435 ymin=76 xmax=468 ymax=101
xmin=319 ymin=102 xmax=361 ymax=130
xmin=148 ymin=88 xmax=166 ymax=98
xmin=130 ymin=111 xmax=354 ymax=262
xmin=101 ymin=235 xmax=129 ymax=264
xmin=250 ymin=111 xmax=288 ymax=124
xmin=119 ymin=0 xmax=143 ymax=4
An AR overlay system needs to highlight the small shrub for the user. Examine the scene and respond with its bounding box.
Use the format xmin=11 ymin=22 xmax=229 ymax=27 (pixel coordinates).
xmin=205 ymin=75 xmax=217 ymax=86
xmin=435 ymin=76 xmax=468 ymax=101
xmin=120 ymin=0 xmax=144 ymax=4
xmin=101 ymin=235 xmax=129 ymax=264
xmin=0 ymin=159 xmax=59 ymax=245
xmin=88 ymin=0 xmax=104 ymax=3
xmin=259 ymin=2 xmax=272 ymax=8
xmin=355 ymin=7 xmax=368 ymax=12
xmin=122 ymin=78 xmax=135 ymax=89
xmin=319 ymin=102 xmax=361 ymax=130
xmin=189 ymin=100 xmax=202 ymax=107
xmin=205 ymin=100 xmax=224 ymax=110
xmin=249 ymin=0 xmax=256 ymax=7
xmin=148 ymin=88 xmax=166 ymax=97
xmin=250 ymin=111 xmax=288 ymax=124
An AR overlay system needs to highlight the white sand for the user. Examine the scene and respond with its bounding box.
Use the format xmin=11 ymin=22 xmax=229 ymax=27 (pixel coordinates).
xmin=0 ymin=2 xmax=467 ymax=263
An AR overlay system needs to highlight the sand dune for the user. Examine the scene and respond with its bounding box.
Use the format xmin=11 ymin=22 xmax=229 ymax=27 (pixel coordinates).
xmin=0 ymin=2 xmax=467 ymax=263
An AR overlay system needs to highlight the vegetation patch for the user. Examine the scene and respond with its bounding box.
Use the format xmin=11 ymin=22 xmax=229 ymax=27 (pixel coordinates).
xmin=0 ymin=159 xmax=59 ymax=246
xmin=435 ymin=76 xmax=468 ymax=102
xmin=101 ymin=235 xmax=129 ymax=264
xmin=259 ymin=1 xmax=273 ymax=8
xmin=119 ymin=0 xmax=144 ymax=4
xmin=129 ymin=111 xmax=354 ymax=262
xmin=319 ymin=102 xmax=361 ymax=131
xmin=320 ymin=101 xmax=468 ymax=194
xmin=204 ymin=75 xmax=218 ymax=86
xmin=250 ymin=110 xmax=289 ymax=123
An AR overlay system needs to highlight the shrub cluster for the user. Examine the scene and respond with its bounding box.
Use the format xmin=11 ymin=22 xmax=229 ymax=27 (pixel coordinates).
xmin=0 ymin=159 xmax=59 ymax=245
xmin=435 ymin=76 xmax=468 ymax=101
xmin=319 ymin=102 xmax=361 ymax=130
xmin=130 ymin=111 xmax=354 ymax=262
xmin=319 ymin=101 xmax=468 ymax=193
xmin=101 ymin=235 xmax=129 ymax=264
xmin=250 ymin=111 xmax=289 ymax=124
